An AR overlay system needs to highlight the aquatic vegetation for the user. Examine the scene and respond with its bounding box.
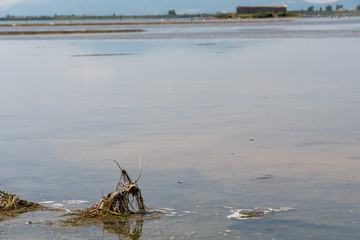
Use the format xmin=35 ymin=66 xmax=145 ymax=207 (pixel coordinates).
xmin=0 ymin=190 xmax=45 ymax=220
xmin=0 ymin=190 xmax=43 ymax=212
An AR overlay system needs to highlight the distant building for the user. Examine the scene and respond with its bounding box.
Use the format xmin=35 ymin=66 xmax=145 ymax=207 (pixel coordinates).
xmin=236 ymin=5 xmax=287 ymax=14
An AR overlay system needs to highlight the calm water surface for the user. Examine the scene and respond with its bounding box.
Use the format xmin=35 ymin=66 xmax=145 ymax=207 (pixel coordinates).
xmin=0 ymin=18 xmax=360 ymax=239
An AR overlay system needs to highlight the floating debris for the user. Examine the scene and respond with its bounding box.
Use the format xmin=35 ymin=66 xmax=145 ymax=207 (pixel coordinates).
xmin=0 ymin=190 xmax=44 ymax=212
xmin=79 ymin=157 xmax=146 ymax=218
xmin=0 ymin=190 xmax=45 ymax=220
xmin=227 ymin=207 xmax=294 ymax=219
xmin=255 ymin=175 xmax=273 ymax=180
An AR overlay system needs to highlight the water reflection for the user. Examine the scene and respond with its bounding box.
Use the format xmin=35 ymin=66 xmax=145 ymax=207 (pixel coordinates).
xmin=62 ymin=215 xmax=144 ymax=240
xmin=103 ymin=219 xmax=143 ymax=240
xmin=1 ymin=18 xmax=360 ymax=239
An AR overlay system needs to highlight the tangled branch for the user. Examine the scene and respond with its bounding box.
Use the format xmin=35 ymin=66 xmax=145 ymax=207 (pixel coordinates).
xmin=81 ymin=157 xmax=146 ymax=217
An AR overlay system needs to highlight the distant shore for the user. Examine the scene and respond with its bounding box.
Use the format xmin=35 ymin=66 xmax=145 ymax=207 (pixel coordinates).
xmin=0 ymin=19 xmax=290 ymax=35
xmin=0 ymin=18 xmax=289 ymax=28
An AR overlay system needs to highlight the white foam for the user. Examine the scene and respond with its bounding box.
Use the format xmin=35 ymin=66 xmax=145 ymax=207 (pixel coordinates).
xmin=159 ymin=208 xmax=175 ymax=211
xmin=164 ymin=212 xmax=177 ymax=216
xmin=38 ymin=201 xmax=55 ymax=204
xmin=52 ymin=203 xmax=63 ymax=207
xmin=183 ymin=211 xmax=197 ymax=214
xmin=67 ymin=200 xmax=90 ymax=204
xmin=223 ymin=205 xmax=234 ymax=209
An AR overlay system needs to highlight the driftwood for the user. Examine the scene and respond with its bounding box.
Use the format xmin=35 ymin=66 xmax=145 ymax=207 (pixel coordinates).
xmin=81 ymin=157 xmax=146 ymax=217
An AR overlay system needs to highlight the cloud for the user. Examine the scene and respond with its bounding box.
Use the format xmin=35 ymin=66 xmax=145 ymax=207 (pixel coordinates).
xmin=304 ymin=0 xmax=338 ymax=4
xmin=0 ymin=0 xmax=22 ymax=7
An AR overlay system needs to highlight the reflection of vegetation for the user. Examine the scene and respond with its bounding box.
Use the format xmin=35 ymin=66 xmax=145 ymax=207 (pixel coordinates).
xmin=0 ymin=190 xmax=45 ymax=220
xmin=104 ymin=219 xmax=143 ymax=240
xmin=63 ymin=214 xmax=147 ymax=240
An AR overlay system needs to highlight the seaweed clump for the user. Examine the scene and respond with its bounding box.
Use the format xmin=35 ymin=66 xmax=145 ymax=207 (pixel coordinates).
xmin=0 ymin=190 xmax=44 ymax=219
xmin=80 ymin=158 xmax=146 ymax=218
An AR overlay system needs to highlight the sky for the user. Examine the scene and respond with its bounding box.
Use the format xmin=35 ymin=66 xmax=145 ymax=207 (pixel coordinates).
xmin=0 ymin=0 xmax=354 ymax=17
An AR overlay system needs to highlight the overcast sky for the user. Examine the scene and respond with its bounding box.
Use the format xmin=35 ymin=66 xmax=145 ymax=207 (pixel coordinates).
xmin=0 ymin=0 xmax=348 ymax=17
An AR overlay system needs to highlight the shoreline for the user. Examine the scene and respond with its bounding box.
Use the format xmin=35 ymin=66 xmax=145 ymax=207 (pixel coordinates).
xmin=0 ymin=19 xmax=290 ymax=28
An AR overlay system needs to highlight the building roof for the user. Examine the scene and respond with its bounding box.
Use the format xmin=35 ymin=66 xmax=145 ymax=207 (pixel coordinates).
xmin=237 ymin=5 xmax=287 ymax=8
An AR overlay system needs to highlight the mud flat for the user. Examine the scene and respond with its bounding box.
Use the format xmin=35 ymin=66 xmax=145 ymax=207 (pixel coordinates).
xmin=0 ymin=29 xmax=144 ymax=35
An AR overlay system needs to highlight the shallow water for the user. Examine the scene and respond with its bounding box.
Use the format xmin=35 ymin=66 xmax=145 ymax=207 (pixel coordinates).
xmin=0 ymin=17 xmax=360 ymax=239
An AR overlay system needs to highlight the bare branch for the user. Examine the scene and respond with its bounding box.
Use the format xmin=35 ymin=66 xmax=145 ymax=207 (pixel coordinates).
xmin=113 ymin=160 xmax=123 ymax=171
xmin=133 ymin=156 xmax=142 ymax=183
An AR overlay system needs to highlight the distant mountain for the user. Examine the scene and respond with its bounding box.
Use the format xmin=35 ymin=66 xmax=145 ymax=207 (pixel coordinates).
xmin=0 ymin=0 xmax=358 ymax=17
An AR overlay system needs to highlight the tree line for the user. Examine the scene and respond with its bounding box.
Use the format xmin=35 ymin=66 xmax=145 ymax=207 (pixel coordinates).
xmin=307 ymin=4 xmax=360 ymax=12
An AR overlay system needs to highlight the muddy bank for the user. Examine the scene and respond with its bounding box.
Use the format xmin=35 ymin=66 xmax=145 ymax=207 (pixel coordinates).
xmin=0 ymin=29 xmax=144 ymax=35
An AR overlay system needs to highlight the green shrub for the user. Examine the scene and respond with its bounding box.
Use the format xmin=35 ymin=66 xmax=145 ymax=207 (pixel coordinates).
xmin=253 ymin=12 xmax=274 ymax=18
xmin=215 ymin=13 xmax=234 ymax=19
xmin=277 ymin=11 xmax=299 ymax=17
